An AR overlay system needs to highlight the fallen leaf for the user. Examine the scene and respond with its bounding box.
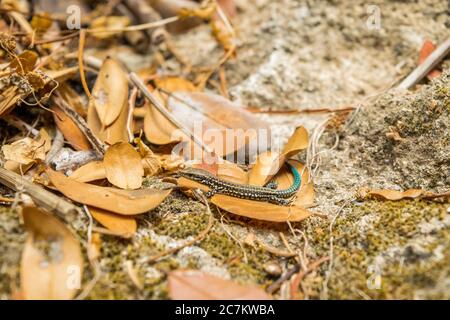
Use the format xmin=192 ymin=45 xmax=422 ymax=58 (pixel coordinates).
xmin=47 ymin=168 xmax=171 ymax=215
xmin=10 ymin=50 xmax=38 ymax=74
xmin=88 ymin=92 xmax=129 ymax=145
xmin=2 ymin=129 xmax=51 ymax=165
xmin=69 ymin=161 xmax=106 ymax=182
xmin=358 ymin=188 xmax=450 ymax=201
xmin=418 ymin=40 xmax=441 ymax=80
xmin=216 ymin=161 xmax=248 ymax=184
xmin=210 ymin=195 xmax=312 ymax=222
xmin=168 ymin=270 xmax=272 ymax=300
xmin=20 ymin=206 xmax=83 ymax=300
xmin=103 ymin=142 xmax=144 ymax=189
xmin=90 ymin=57 xmax=128 ymax=127
xmin=89 ymin=206 xmax=137 ymax=235
xmin=51 ymin=104 xmax=91 ymax=151
xmin=247 ymin=151 xmax=280 ymax=186
xmin=166 ymin=91 xmax=270 ymax=159
xmin=90 ymin=16 xmax=130 ymax=39
xmin=31 ymin=12 xmax=53 ymax=32
xmin=154 ymin=77 xmax=197 ymax=92
xmin=248 ymin=126 xmax=308 ymax=186
xmin=143 ymin=89 xmax=182 ymax=145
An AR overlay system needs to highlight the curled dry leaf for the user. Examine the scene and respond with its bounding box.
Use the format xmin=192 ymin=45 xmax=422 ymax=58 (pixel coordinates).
xmin=103 ymin=142 xmax=144 ymax=189
xmin=89 ymin=206 xmax=137 ymax=235
xmin=2 ymin=128 xmax=51 ymax=165
xmin=90 ymin=57 xmax=128 ymax=127
xmin=168 ymin=270 xmax=272 ymax=300
xmin=248 ymin=126 xmax=309 ymax=186
xmin=20 ymin=206 xmax=83 ymax=300
xmin=135 ymin=137 xmax=162 ymax=176
xmin=51 ymin=105 xmax=90 ymax=151
xmin=69 ymin=161 xmax=106 ymax=182
xmin=47 ymin=168 xmax=172 ymax=215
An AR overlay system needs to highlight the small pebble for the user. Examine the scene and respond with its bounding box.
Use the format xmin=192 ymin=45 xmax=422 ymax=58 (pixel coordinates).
xmin=263 ymin=262 xmax=282 ymax=277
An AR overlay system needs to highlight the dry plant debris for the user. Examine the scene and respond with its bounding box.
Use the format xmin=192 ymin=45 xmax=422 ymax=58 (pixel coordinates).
xmin=0 ymin=0 xmax=448 ymax=301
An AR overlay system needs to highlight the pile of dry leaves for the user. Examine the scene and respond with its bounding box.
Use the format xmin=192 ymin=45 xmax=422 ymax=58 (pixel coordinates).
xmin=0 ymin=0 xmax=449 ymax=300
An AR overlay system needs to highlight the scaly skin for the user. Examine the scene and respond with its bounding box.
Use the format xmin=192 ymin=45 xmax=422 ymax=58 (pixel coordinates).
xmin=179 ymin=162 xmax=301 ymax=205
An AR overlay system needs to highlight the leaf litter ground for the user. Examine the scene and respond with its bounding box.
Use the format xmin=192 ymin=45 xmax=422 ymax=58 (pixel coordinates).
xmin=1 ymin=0 xmax=449 ymax=299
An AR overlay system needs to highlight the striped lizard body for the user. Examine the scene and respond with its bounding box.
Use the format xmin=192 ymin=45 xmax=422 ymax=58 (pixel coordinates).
xmin=179 ymin=162 xmax=301 ymax=205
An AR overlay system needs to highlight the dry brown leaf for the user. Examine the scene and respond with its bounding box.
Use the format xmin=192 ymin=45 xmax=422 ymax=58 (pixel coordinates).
xmin=2 ymin=128 xmax=51 ymax=165
xmin=216 ymin=161 xmax=248 ymax=184
xmin=167 ymin=91 xmax=270 ymax=158
xmin=104 ymin=142 xmax=144 ymax=189
xmin=360 ymin=189 xmax=426 ymax=200
xmin=31 ymin=12 xmax=53 ymax=32
xmin=143 ymin=89 xmax=182 ymax=145
xmin=154 ymin=77 xmax=197 ymax=92
xmin=247 ymin=151 xmax=280 ymax=186
xmin=51 ymin=105 xmax=91 ymax=151
xmin=210 ymin=195 xmax=312 ymax=222
xmin=89 ymin=206 xmax=137 ymax=235
xmin=135 ymin=137 xmax=162 ymax=176
xmin=281 ymin=126 xmax=309 ymax=157
xmin=248 ymin=126 xmax=309 ymax=186
xmin=418 ymin=40 xmax=441 ymax=80
xmin=69 ymin=161 xmax=106 ymax=182
xmin=168 ymin=270 xmax=272 ymax=300
xmin=90 ymin=16 xmax=130 ymax=39
xmin=47 ymin=168 xmax=171 ymax=215
xmin=10 ymin=50 xmax=38 ymax=74
xmin=20 ymin=206 xmax=83 ymax=300
xmin=90 ymin=57 xmax=128 ymax=127
xmin=3 ymin=160 xmax=35 ymax=174
xmin=88 ymin=93 xmax=129 ymax=145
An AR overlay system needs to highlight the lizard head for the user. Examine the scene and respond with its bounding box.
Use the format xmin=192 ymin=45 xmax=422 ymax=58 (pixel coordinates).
xmin=178 ymin=167 xmax=215 ymax=181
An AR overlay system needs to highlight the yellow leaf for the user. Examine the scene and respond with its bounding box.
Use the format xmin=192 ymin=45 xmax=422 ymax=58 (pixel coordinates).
xmin=20 ymin=206 xmax=83 ymax=300
xmin=47 ymin=169 xmax=171 ymax=215
xmin=103 ymin=142 xmax=144 ymax=189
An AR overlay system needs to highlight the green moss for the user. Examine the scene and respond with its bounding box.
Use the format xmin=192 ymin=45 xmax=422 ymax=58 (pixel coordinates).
xmin=301 ymin=199 xmax=449 ymax=299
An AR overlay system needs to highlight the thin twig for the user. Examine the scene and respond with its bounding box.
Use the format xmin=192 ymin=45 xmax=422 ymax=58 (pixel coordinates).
xmin=52 ymin=94 xmax=106 ymax=156
xmin=0 ymin=167 xmax=78 ymax=216
xmin=78 ymin=29 xmax=92 ymax=100
xmin=397 ymin=37 xmax=450 ymax=89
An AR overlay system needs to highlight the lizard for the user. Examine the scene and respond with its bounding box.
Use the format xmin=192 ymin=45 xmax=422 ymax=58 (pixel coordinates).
xmin=178 ymin=162 xmax=301 ymax=205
